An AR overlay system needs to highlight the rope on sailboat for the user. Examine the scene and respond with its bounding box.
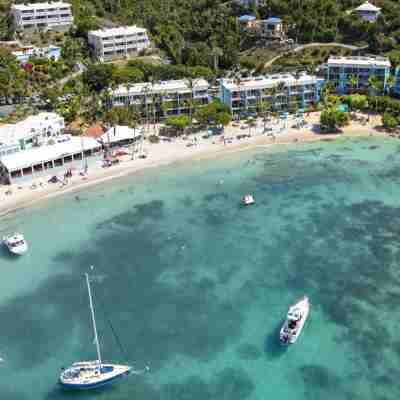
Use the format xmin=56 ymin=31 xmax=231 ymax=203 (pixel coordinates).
xmin=96 ymin=292 xmax=130 ymax=363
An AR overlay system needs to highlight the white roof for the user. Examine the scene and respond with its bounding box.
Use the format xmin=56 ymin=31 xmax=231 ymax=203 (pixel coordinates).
xmin=355 ymin=1 xmax=381 ymax=12
xmin=101 ymin=125 xmax=143 ymax=144
xmin=0 ymin=136 xmax=101 ymax=171
xmin=0 ymin=113 xmax=64 ymax=147
xmin=11 ymin=2 xmax=71 ymax=10
xmin=221 ymin=73 xmax=318 ymax=91
xmin=327 ymin=56 xmax=390 ymax=68
xmin=113 ymin=79 xmax=209 ymax=96
xmin=88 ymin=26 xmax=147 ymax=38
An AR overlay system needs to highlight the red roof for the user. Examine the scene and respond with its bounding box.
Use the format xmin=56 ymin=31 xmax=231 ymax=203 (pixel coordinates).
xmin=84 ymin=124 xmax=105 ymax=139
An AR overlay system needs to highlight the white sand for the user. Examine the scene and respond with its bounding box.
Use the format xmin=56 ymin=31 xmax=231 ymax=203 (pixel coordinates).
xmin=0 ymin=112 xmax=385 ymax=216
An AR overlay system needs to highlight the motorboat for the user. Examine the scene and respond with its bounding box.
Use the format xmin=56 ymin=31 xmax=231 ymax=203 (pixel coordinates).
xmin=59 ymin=271 xmax=132 ymax=390
xmin=280 ymin=296 xmax=309 ymax=345
xmin=2 ymin=234 xmax=28 ymax=255
xmin=242 ymin=195 xmax=255 ymax=206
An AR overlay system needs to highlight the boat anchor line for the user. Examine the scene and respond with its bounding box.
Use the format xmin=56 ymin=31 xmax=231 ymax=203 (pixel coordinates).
xmin=59 ymin=268 xmax=135 ymax=390
xmin=130 ymin=365 xmax=150 ymax=375
xmin=91 ymin=267 xmax=151 ymax=375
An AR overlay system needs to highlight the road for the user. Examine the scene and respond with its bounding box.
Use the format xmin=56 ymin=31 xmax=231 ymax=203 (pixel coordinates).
xmin=58 ymin=62 xmax=86 ymax=85
xmin=264 ymin=42 xmax=369 ymax=68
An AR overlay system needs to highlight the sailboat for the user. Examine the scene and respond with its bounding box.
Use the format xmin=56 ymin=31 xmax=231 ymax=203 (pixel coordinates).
xmin=59 ymin=272 xmax=132 ymax=389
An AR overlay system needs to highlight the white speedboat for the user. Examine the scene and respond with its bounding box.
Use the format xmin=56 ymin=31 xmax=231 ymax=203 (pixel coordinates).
xmin=2 ymin=234 xmax=28 ymax=255
xmin=59 ymin=271 xmax=132 ymax=390
xmin=280 ymin=296 xmax=309 ymax=345
xmin=242 ymin=195 xmax=255 ymax=206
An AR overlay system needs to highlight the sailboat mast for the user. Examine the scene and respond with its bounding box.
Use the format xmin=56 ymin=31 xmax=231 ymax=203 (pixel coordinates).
xmin=85 ymin=273 xmax=102 ymax=368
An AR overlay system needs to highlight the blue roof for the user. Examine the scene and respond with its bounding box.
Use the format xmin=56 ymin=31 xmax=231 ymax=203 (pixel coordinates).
xmin=238 ymin=15 xmax=256 ymax=22
xmin=265 ymin=17 xmax=282 ymax=24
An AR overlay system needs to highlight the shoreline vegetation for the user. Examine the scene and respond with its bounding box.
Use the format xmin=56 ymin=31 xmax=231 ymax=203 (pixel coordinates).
xmin=0 ymin=111 xmax=384 ymax=217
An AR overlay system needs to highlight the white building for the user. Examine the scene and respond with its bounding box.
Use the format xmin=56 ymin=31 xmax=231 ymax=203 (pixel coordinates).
xmin=0 ymin=112 xmax=65 ymax=158
xmin=88 ymin=26 xmax=151 ymax=62
xmin=11 ymin=2 xmax=73 ymax=31
xmin=354 ymin=1 xmax=381 ymax=22
xmin=111 ymin=79 xmax=210 ymax=118
xmin=0 ymin=136 xmax=101 ymax=184
xmin=236 ymin=0 xmax=266 ymax=8
xmin=220 ymin=73 xmax=324 ymax=114
xmin=100 ymin=125 xmax=143 ymax=147
xmin=12 ymin=45 xmax=61 ymax=64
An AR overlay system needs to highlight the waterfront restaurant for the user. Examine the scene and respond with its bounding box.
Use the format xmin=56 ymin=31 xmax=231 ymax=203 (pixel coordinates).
xmin=100 ymin=125 xmax=143 ymax=147
xmin=0 ymin=136 xmax=101 ymax=184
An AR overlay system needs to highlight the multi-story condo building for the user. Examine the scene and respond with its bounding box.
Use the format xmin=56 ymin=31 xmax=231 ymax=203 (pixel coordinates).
xmin=110 ymin=79 xmax=210 ymax=119
xmin=11 ymin=2 xmax=73 ymax=31
xmin=220 ymin=73 xmax=324 ymax=115
xmin=325 ymin=56 xmax=391 ymax=94
xmin=88 ymin=26 xmax=151 ymax=62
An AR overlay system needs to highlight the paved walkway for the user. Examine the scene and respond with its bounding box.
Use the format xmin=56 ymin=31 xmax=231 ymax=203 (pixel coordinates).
xmin=264 ymin=42 xmax=368 ymax=68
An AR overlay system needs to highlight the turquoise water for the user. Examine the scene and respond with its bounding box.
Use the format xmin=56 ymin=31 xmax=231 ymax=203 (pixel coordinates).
xmin=1 ymin=136 xmax=400 ymax=399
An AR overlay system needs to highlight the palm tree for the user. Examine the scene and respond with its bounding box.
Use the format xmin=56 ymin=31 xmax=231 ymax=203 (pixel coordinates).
xmin=186 ymin=77 xmax=195 ymax=130
xmin=233 ymin=71 xmax=244 ymax=119
xmin=276 ymin=81 xmax=286 ymax=111
xmin=141 ymin=84 xmax=151 ymax=134
xmin=128 ymin=109 xmax=140 ymax=160
xmin=368 ymin=76 xmax=383 ymax=114
xmin=210 ymin=46 xmax=223 ymax=72
xmin=321 ymin=82 xmax=336 ymax=108
xmin=348 ymin=74 xmax=359 ymax=94
xmin=266 ymin=86 xmax=277 ymax=112
xmin=259 ymin=97 xmax=270 ymax=132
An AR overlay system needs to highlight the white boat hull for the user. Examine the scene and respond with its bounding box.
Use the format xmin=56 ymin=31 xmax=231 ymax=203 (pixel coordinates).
xmin=3 ymin=235 xmax=28 ymax=255
xmin=280 ymin=296 xmax=309 ymax=345
xmin=60 ymin=362 xmax=131 ymax=389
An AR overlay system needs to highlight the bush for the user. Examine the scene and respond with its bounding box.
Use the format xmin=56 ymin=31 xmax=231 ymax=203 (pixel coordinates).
xmin=320 ymin=108 xmax=350 ymax=133
xmin=148 ymin=134 xmax=160 ymax=143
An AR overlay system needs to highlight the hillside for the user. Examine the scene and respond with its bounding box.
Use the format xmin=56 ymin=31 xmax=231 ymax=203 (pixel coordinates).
xmin=1 ymin=0 xmax=400 ymax=70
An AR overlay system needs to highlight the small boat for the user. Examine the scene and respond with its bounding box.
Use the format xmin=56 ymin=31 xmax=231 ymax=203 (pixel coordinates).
xmin=59 ymin=272 xmax=132 ymax=390
xmin=2 ymin=233 xmax=28 ymax=255
xmin=280 ymin=296 xmax=309 ymax=345
xmin=242 ymin=194 xmax=255 ymax=206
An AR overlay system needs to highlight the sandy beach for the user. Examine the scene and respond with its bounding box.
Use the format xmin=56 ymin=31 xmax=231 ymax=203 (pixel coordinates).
xmin=0 ymin=112 xmax=385 ymax=217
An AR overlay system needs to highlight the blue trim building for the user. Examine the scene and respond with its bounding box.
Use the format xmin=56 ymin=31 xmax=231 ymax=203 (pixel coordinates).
xmin=220 ymin=73 xmax=324 ymax=115
xmin=393 ymin=66 xmax=400 ymax=97
xmin=325 ymin=56 xmax=391 ymax=94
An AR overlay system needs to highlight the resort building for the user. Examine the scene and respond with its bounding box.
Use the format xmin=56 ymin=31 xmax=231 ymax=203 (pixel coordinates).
xmin=237 ymin=15 xmax=257 ymax=31
xmin=259 ymin=18 xmax=284 ymax=39
xmin=88 ymin=26 xmax=151 ymax=62
xmin=235 ymin=0 xmax=266 ymax=9
xmin=98 ymin=125 xmax=143 ymax=147
xmin=325 ymin=56 xmax=391 ymax=94
xmin=393 ymin=66 xmax=400 ymax=97
xmin=0 ymin=136 xmax=101 ymax=184
xmin=238 ymin=16 xmax=284 ymax=39
xmin=110 ymin=79 xmax=210 ymax=119
xmin=219 ymin=73 xmax=324 ymax=115
xmin=354 ymin=1 xmax=381 ymax=22
xmin=10 ymin=2 xmax=73 ymax=31
xmin=12 ymin=45 xmax=61 ymax=64
xmin=0 ymin=113 xmax=65 ymax=158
